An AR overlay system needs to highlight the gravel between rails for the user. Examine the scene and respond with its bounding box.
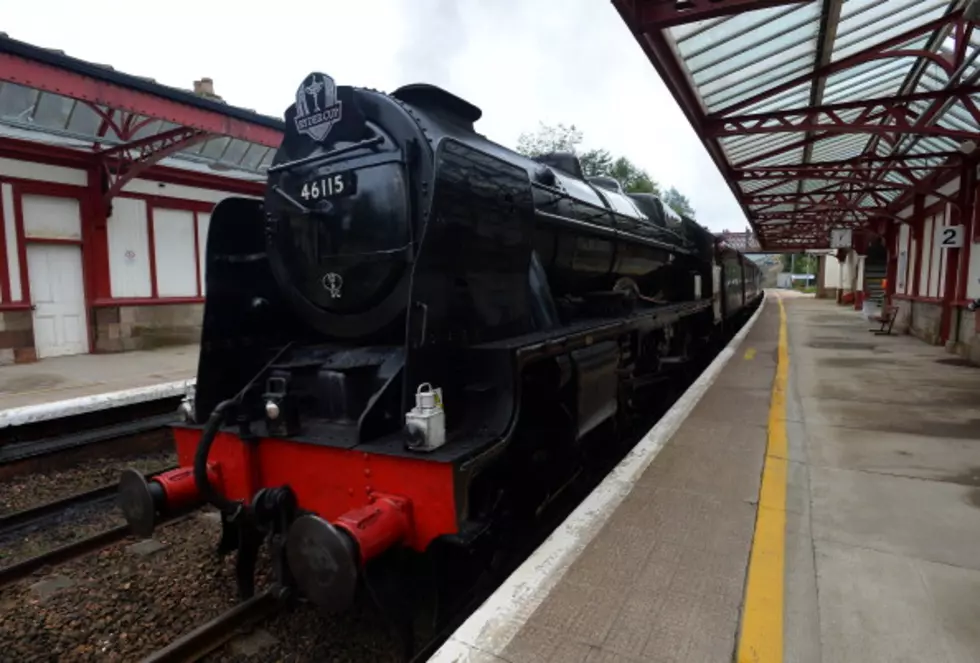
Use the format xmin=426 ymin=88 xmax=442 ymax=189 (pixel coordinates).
xmin=201 ymin=593 xmax=402 ymax=663
xmin=0 ymin=450 xmax=177 ymax=515
xmin=1 ymin=510 xmax=404 ymax=663
xmin=0 ymin=501 xmax=125 ymax=569
xmin=0 ymin=511 xmax=237 ymax=662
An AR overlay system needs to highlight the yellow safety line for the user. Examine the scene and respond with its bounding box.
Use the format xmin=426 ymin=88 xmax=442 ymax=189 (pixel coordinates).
xmin=737 ymin=294 xmax=788 ymax=663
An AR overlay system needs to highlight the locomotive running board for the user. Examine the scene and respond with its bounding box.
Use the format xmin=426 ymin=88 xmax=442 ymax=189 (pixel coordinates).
xmin=473 ymin=300 xmax=712 ymax=364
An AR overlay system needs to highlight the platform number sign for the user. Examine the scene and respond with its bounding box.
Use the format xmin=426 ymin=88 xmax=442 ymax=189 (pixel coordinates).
xmin=936 ymin=224 xmax=965 ymax=248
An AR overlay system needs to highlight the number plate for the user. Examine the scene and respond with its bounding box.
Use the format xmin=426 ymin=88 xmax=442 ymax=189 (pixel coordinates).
xmin=299 ymin=171 xmax=356 ymax=202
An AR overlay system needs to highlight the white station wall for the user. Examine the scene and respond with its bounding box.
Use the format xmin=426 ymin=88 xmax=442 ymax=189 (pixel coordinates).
xmin=106 ymin=179 xmax=257 ymax=299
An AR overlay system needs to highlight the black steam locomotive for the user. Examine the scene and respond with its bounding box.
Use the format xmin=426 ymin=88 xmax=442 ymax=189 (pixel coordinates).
xmin=118 ymin=73 xmax=762 ymax=618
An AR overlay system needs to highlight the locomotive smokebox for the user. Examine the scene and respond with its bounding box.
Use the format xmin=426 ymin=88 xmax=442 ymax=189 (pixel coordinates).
xmin=285 ymin=515 xmax=359 ymax=612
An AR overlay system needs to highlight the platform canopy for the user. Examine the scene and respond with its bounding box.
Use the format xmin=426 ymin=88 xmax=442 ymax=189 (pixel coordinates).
xmin=0 ymin=33 xmax=284 ymax=200
xmin=613 ymin=0 xmax=980 ymax=250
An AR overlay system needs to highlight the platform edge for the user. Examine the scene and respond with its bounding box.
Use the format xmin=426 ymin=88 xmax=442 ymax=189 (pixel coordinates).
xmin=0 ymin=379 xmax=197 ymax=429
xmin=427 ymin=293 xmax=771 ymax=662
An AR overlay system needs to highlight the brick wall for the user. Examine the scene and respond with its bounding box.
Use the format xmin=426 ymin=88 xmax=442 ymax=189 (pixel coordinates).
xmin=94 ymin=303 xmax=204 ymax=352
xmin=0 ymin=310 xmax=36 ymax=365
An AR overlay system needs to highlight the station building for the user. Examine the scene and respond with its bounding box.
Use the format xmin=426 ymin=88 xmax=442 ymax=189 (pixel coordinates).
xmin=0 ymin=34 xmax=283 ymax=364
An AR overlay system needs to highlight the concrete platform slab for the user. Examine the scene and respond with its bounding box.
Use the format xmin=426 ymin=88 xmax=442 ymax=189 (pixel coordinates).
xmin=786 ymin=297 xmax=980 ymax=663
xmin=0 ymin=344 xmax=198 ymax=422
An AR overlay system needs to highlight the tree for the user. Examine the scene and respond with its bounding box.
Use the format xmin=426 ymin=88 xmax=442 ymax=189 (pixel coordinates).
xmin=514 ymin=121 xmax=677 ymax=198
xmin=579 ymin=148 xmax=613 ymax=177
xmin=662 ymin=186 xmax=695 ymax=218
xmin=608 ymin=157 xmax=659 ymax=195
xmin=516 ymin=122 xmax=583 ymax=157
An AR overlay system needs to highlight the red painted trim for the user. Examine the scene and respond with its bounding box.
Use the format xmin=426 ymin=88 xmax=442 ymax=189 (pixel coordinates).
xmin=0 ymin=136 xmax=266 ymax=198
xmin=0 ymin=302 xmax=32 ymax=311
xmin=11 ymin=185 xmax=30 ymax=304
xmin=885 ymin=224 xmax=898 ymax=304
xmin=0 ymin=53 xmax=282 ymax=148
xmin=892 ymin=293 xmax=945 ymax=303
xmin=958 ymin=180 xmax=979 ymax=301
xmin=136 ymin=167 xmax=265 ymax=197
xmin=911 ymin=195 xmax=925 ymax=297
xmin=0 ymin=176 xmax=87 ymax=196
xmin=92 ymin=296 xmax=204 ymax=307
xmin=88 ymin=167 xmax=111 ymax=303
xmin=925 ymin=213 xmax=935 ymax=298
xmin=0 ymin=137 xmax=93 ymax=169
xmin=23 ymin=236 xmax=82 ymax=246
xmin=121 ymin=192 xmax=214 ymax=213
xmin=145 ymin=205 xmax=159 ymax=298
xmin=633 ymin=0 xmax=807 ymax=29
xmin=192 ymin=212 xmax=203 ymax=297
xmin=0 ymin=182 xmax=8 ymax=303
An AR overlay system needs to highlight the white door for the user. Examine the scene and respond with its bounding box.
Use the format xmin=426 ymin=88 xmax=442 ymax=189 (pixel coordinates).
xmin=27 ymin=243 xmax=88 ymax=358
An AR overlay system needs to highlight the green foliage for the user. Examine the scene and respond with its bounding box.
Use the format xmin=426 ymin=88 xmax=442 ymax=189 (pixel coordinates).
xmin=662 ymin=186 xmax=694 ymax=217
xmin=780 ymin=252 xmax=819 ymax=274
xmin=515 ymin=122 xmax=583 ymax=158
xmin=515 ymin=122 xmax=674 ymax=199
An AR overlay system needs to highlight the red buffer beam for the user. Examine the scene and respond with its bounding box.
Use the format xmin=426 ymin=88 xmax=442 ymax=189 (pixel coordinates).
xmin=0 ymin=52 xmax=283 ymax=148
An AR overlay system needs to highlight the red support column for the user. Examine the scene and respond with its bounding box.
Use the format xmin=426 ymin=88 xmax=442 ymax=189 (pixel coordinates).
xmin=941 ymin=165 xmax=974 ymax=343
xmin=885 ymin=223 xmax=898 ymax=305
xmin=911 ymin=193 xmax=926 ymax=297
xmin=956 ymin=166 xmax=978 ymax=302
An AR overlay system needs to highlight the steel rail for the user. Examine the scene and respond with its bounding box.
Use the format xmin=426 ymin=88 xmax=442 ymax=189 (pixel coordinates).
xmin=0 ymin=412 xmax=178 ymax=466
xmin=0 ymin=465 xmax=177 ymax=533
xmin=138 ymin=590 xmax=281 ymax=663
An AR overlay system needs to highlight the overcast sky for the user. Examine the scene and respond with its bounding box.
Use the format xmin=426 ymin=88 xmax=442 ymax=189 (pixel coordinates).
xmin=3 ymin=0 xmax=749 ymax=233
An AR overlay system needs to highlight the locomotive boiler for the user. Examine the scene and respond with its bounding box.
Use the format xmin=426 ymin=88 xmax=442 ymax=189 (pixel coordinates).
xmin=117 ymin=72 xmax=762 ymax=617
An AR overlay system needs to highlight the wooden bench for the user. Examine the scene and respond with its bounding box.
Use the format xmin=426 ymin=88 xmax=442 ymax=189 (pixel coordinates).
xmin=869 ymin=305 xmax=898 ymax=336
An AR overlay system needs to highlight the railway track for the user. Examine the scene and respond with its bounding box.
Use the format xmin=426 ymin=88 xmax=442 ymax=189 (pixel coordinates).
xmin=0 ymin=394 xmax=183 ymax=483
xmin=140 ymin=590 xmax=281 ymax=663
xmin=0 ymin=466 xmax=176 ymax=588
xmin=0 ymin=412 xmax=177 ymax=465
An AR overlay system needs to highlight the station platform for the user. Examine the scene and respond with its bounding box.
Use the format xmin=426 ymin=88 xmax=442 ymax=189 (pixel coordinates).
xmin=0 ymin=345 xmax=197 ymax=427
xmin=431 ymin=290 xmax=980 ymax=663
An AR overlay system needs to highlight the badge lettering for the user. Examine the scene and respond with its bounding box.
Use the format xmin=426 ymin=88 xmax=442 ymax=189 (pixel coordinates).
xmin=294 ymin=73 xmax=343 ymax=142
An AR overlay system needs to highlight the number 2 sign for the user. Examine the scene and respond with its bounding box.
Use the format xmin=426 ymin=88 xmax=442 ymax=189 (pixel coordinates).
xmin=936 ymin=224 xmax=965 ymax=248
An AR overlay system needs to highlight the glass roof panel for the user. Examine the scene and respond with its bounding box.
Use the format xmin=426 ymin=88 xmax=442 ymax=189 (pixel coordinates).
xmin=31 ymin=93 xmax=74 ymax=130
xmin=0 ymin=83 xmax=37 ymax=120
xmin=0 ymin=83 xmax=275 ymax=177
xmin=65 ymin=102 xmax=101 ymax=135
xmin=630 ymin=0 xmax=967 ymax=245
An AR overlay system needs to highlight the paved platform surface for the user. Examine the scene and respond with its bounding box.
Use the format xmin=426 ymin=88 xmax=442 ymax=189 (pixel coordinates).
xmin=0 ymin=345 xmax=198 ymax=410
xmin=783 ymin=296 xmax=980 ymax=663
xmin=432 ymin=292 xmax=980 ymax=663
